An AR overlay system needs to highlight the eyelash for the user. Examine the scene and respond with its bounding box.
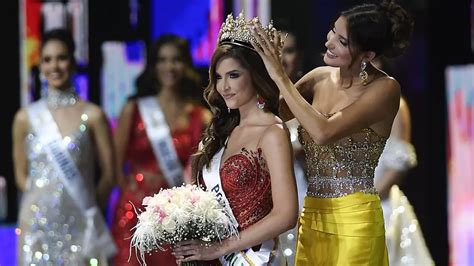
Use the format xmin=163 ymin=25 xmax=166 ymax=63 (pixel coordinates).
xmin=42 ymin=56 xmax=68 ymax=63
xmin=331 ymin=29 xmax=347 ymax=47
xmin=215 ymin=73 xmax=240 ymax=80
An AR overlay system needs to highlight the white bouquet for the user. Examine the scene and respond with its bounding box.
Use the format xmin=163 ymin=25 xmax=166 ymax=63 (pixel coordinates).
xmin=130 ymin=184 xmax=238 ymax=265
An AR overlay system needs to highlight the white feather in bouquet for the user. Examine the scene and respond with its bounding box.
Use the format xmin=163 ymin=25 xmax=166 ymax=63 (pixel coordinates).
xmin=130 ymin=184 xmax=239 ymax=265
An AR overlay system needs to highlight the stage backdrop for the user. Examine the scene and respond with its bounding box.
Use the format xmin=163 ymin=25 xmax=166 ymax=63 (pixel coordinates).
xmin=100 ymin=41 xmax=145 ymax=128
xmin=445 ymin=64 xmax=474 ymax=265
xmin=151 ymin=0 xmax=224 ymax=67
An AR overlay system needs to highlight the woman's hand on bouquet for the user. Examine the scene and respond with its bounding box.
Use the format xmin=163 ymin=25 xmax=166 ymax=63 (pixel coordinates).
xmin=172 ymin=239 xmax=226 ymax=263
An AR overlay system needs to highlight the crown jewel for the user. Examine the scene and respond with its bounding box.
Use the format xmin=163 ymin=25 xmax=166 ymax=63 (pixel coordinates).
xmin=218 ymin=12 xmax=284 ymax=51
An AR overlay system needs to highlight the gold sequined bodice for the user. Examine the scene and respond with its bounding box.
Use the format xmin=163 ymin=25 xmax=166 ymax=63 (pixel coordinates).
xmin=298 ymin=126 xmax=387 ymax=198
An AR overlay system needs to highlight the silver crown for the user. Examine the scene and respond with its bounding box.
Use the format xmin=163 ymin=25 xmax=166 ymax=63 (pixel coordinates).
xmin=218 ymin=12 xmax=284 ymax=51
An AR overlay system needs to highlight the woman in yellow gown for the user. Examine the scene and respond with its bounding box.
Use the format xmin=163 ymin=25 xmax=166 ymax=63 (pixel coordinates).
xmin=250 ymin=0 xmax=414 ymax=264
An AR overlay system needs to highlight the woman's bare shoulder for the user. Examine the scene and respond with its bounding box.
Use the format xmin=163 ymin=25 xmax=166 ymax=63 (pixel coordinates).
xmin=81 ymin=101 xmax=109 ymax=125
xmin=13 ymin=107 xmax=31 ymax=131
xmin=13 ymin=107 xmax=29 ymax=123
xmin=259 ymin=122 xmax=290 ymax=149
xmin=296 ymin=66 xmax=333 ymax=87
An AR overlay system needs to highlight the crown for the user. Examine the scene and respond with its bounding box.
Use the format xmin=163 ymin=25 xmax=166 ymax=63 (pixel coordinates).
xmin=218 ymin=12 xmax=284 ymax=52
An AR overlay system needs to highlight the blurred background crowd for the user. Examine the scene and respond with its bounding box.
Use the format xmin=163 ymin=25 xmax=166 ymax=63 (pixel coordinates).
xmin=0 ymin=0 xmax=473 ymax=265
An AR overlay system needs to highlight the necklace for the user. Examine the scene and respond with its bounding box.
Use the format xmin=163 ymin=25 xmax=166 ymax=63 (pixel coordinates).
xmin=45 ymin=87 xmax=79 ymax=109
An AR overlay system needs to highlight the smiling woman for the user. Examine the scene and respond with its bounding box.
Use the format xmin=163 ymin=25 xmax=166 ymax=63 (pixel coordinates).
xmin=40 ymin=40 xmax=75 ymax=90
xmin=172 ymin=13 xmax=298 ymax=266
xmin=12 ymin=28 xmax=117 ymax=265
xmin=110 ymin=34 xmax=212 ymax=266
xmin=215 ymin=57 xmax=258 ymax=110
xmin=249 ymin=0 xmax=414 ymax=265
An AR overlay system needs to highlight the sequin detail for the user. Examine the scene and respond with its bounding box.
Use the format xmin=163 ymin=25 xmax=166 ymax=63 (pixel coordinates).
xmin=220 ymin=148 xmax=272 ymax=231
xmin=298 ymin=126 xmax=387 ymax=198
xmin=18 ymin=113 xmax=95 ymax=265
xmin=45 ymin=87 xmax=78 ymax=109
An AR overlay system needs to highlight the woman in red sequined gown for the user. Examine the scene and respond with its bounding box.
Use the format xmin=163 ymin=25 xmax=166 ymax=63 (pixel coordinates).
xmin=173 ymin=14 xmax=298 ymax=265
xmin=111 ymin=34 xmax=211 ymax=266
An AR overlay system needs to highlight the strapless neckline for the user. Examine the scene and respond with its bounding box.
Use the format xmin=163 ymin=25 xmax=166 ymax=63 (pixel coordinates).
xmin=219 ymin=147 xmax=262 ymax=173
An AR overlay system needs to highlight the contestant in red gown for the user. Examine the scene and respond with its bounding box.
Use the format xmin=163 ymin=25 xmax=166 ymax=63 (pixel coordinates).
xmin=173 ymin=14 xmax=298 ymax=265
xmin=111 ymin=34 xmax=210 ymax=266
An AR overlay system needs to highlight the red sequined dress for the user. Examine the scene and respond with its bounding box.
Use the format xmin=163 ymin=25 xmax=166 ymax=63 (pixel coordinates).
xmin=112 ymin=102 xmax=206 ymax=266
xmin=218 ymin=148 xmax=273 ymax=231
xmin=194 ymin=147 xmax=273 ymax=266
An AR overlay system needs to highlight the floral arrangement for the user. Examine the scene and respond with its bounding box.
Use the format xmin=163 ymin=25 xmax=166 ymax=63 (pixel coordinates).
xmin=130 ymin=184 xmax=238 ymax=264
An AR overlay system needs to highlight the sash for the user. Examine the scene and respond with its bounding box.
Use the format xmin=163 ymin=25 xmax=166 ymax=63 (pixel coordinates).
xmin=202 ymin=146 xmax=279 ymax=266
xmin=138 ymin=96 xmax=183 ymax=187
xmin=27 ymin=100 xmax=116 ymax=258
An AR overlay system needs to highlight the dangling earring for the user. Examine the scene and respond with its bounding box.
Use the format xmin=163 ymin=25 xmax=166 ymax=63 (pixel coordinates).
xmin=227 ymin=107 xmax=231 ymax=114
xmin=256 ymin=94 xmax=265 ymax=109
xmin=359 ymin=60 xmax=368 ymax=86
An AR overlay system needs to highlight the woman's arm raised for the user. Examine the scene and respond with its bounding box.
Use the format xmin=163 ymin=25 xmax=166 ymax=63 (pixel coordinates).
xmin=251 ymin=24 xmax=400 ymax=144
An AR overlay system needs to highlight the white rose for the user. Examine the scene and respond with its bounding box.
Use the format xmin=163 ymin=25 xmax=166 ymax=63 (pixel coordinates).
xmin=170 ymin=192 xmax=186 ymax=205
xmin=161 ymin=217 xmax=177 ymax=233
xmin=195 ymin=200 xmax=218 ymax=216
xmin=147 ymin=194 xmax=167 ymax=207
xmin=216 ymin=211 xmax=231 ymax=225
xmin=205 ymin=209 xmax=220 ymax=221
xmin=164 ymin=203 xmax=179 ymax=214
xmin=138 ymin=210 xmax=155 ymax=225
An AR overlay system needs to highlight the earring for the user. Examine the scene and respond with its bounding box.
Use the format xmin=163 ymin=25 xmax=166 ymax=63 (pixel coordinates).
xmin=359 ymin=61 xmax=368 ymax=86
xmin=257 ymin=94 xmax=265 ymax=109
xmin=227 ymin=107 xmax=231 ymax=114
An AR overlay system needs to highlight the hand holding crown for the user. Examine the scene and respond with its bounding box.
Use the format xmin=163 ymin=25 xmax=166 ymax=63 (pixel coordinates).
xmin=217 ymin=12 xmax=290 ymax=87
xmin=248 ymin=17 xmax=289 ymax=85
xmin=218 ymin=12 xmax=284 ymax=52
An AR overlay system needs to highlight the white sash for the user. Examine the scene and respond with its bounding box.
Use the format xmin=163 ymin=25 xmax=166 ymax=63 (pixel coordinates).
xmin=138 ymin=96 xmax=183 ymax=187
xmin=202 ymin=146 xmax=278 ymax=266
xmin=27 ymin=100 xmax=116 ymax=258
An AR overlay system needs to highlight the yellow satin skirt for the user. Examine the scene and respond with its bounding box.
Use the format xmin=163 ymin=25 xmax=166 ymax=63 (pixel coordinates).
xmin=295 ymin=193 xmax=388 ymax=266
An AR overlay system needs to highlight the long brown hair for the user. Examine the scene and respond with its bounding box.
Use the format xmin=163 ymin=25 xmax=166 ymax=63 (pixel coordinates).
xmin=131 ymin=34 xmax=202 ymax=101
xmin=191 ymin=44 xmax=279 ymax=182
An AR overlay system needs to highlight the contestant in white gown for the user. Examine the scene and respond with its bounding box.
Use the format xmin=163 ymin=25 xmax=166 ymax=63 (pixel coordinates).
xmin=374 ymin=97 xmax=433 ymax=265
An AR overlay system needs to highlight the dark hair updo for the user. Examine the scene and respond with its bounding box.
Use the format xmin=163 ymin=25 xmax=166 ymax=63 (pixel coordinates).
xmin=340 ymin=0 xmax=414 ymax=58
xmin=41 ymin=28 xmax=77 ymax=66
